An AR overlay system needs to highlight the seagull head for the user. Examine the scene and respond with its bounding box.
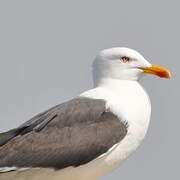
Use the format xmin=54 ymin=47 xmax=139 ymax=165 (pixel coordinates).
xmin=93 ymin=47 xmax=171 ymax=85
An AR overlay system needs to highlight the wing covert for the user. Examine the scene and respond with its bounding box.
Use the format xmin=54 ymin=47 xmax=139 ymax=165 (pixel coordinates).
xmin=0 ymin=98 xmax=128 ymax=170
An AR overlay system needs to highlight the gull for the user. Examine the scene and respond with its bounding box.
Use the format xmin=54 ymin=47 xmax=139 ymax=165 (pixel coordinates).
xmin=0 ymin=47 xmax=171 ymax=180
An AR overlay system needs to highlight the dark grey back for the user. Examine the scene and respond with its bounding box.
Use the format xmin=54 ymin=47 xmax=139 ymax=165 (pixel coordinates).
xmin=0 ymin=98 xmax=128 ymax=170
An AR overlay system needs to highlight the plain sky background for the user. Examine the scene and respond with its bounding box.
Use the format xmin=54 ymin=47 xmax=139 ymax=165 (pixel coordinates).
xmin=0 ymin=0 xmax=179 ymax=179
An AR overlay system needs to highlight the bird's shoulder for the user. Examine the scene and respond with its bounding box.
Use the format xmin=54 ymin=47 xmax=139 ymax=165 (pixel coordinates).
xmin=0 ymin=97 xmax=118 ymax=146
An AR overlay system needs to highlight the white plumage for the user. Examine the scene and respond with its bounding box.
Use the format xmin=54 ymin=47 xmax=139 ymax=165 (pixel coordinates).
xmin=0 ymin=47 xmax=171 ymax=180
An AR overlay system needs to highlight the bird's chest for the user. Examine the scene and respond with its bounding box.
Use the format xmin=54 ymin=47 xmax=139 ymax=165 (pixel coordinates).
xmin=108 ymin=90 xmax=151 ymax=130
xmin=80 ymin=84 xmax=151 ymax=179
xmin=102 ymin=88 xmax=151 ymax=168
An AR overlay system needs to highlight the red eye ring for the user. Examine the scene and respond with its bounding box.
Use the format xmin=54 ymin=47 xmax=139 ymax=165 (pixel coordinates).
xmin=121 ymin=56 xmax=131 ymax=62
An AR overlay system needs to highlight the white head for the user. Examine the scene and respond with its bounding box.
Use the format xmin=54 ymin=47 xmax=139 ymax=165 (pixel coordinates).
xmin=93 ymin=47 xmax=171 ymax=86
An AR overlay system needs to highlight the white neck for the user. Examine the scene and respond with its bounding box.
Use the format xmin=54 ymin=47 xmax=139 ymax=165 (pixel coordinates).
xmin=81 ymin=77 xmax=151 ymax=138
xmin=94 ymin=77 xmax=139 ymax=89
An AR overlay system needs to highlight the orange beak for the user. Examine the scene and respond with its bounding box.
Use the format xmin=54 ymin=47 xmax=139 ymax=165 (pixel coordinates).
xmin=138 ymin=64 xmax=171 ymax=79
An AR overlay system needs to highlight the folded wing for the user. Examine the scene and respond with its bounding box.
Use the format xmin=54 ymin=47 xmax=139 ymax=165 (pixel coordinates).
xmin=0 ymin=98 xmax=127 ymax=171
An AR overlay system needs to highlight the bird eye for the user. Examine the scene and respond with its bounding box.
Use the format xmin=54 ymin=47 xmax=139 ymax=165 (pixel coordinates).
xmin=121 ymin=56 xmax=131 ymax=63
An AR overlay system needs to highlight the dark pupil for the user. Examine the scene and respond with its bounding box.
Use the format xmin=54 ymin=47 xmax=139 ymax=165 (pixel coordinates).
xmin=122 ymin=57 xmax=130 ymax=62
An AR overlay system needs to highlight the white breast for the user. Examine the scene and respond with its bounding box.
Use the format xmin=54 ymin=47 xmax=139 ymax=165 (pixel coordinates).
xmin=80 ymin=79 xmax=151 ymax=176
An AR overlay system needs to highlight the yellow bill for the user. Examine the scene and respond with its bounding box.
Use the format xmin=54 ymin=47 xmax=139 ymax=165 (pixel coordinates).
xmin=139 ymin=64 xmax=171 ymax=79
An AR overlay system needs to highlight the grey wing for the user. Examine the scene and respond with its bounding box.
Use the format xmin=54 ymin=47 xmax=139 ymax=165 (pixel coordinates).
xmin=0 ymin=97 xmax=128 ymax=170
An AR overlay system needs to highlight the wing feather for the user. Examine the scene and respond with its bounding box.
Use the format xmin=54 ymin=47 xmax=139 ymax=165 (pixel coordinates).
xmin=0 ymin=98 xmax=127 ymax=171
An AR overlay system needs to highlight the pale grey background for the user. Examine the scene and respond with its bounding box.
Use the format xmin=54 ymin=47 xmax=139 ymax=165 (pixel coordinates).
xmin=0 ymin=0 xmax=179 ymax=179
